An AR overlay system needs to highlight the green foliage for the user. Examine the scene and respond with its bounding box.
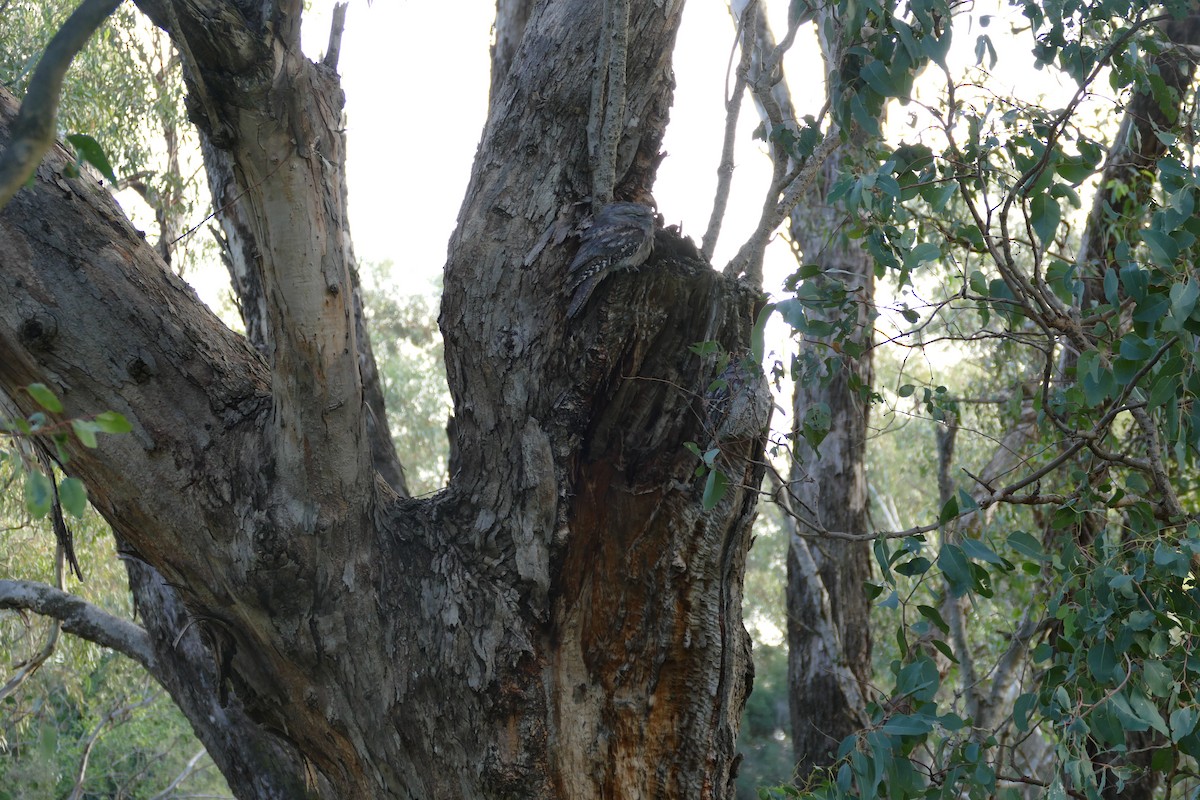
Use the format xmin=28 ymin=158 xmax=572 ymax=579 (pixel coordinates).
xmin=0 ymin=455 xmax=231 ymax=797
xmin=0 ymin=387 xmax=227 ymax=796
xmin=1 ymin=385 xmax=132 ymax=521
xmin=0 ymin=0 xmax=213 ymax=275
xmin=360 ymin=263 xmax=452 ymax=495
xmin=64 ymin=133 xmax=117 ymax=185
xmin=769 ymin=0 xmax=1200 ymax=794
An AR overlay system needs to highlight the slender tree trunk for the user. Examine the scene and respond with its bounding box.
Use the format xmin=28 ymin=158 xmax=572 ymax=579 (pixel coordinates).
xmin=785 ymin=160 xmax=875 ymax=771
xmin=721 ymin=3 xmax=876 ymax=775
xmin=782 ymin=28 xmax=875 ymax=781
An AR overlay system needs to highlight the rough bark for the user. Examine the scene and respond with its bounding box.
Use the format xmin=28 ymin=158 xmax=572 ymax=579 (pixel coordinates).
xmin=121 ymin=558 xmax=324 ymax=799
xmin=491 ymin=0 xmax=536 ymax=109
xmin=716 ymin=2 xmax=874 ymax=775
xmin=0 ymin=0 xmax=770 ymax=797
xmin=785 ymin=192 xmax=875 ymax=774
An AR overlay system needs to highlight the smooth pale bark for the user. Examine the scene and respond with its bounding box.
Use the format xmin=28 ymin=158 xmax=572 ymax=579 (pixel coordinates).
xmin=0 ymin=0 xmax=770 ymax=797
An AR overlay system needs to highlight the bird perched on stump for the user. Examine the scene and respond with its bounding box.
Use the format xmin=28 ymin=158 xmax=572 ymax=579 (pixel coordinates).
xmin=565 ymin=201 xmax=656 ymax=318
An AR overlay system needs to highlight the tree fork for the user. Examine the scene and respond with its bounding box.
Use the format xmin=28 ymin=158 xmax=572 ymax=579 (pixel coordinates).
xmin=0 ymin=0 xmax=772 ymax=796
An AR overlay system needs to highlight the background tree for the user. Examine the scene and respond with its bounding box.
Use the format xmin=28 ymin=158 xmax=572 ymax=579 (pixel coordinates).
xmin=772 ymin=0 xmax=1200 ymax=795
xmin=714 ymin=0 xmax=946 ymax=779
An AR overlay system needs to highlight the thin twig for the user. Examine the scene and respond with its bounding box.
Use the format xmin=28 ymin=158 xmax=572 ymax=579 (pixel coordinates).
xmin=724 ymin=127 xmax=841 ymax=284
xmin=702 ymin=1 xmax=756 ymax=260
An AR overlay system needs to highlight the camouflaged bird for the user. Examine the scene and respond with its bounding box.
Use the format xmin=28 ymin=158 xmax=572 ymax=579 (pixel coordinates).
xmin=565 ymin=202 xmax=656 ymax=318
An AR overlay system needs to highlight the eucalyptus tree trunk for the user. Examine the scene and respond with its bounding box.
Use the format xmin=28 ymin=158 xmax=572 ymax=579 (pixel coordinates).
xmin=785 ymin=144 xmax=875 ymax=772
xmin=0 ymin=0 xmax=772 ymax=797
xmin=759 ymin=16 xmax=875 ymax=778
xmin=726 ymin=0 xmax=875 ymax=775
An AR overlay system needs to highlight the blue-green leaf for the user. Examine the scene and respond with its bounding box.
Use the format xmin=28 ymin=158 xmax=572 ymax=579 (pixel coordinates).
xmin=94 ymin=411 xmax=132 ymax=434
xmin=24 ymin=471 xmax=53 ymax=519
xmin=71 ymin=420 xmax=98 ymax=448
xmin=961 ymin=537 xmax=1002 ymax=564
xmin=938 ymin=495 xmax=959 ymax=525
xmin=802 ymin=403 xmax=832 ymax=449
xmin=1128 ymin=691 xmax=1169 ymax=735
xmin=1014 ymin=692 xmax=1037 ymax=731
xmin=882 ymin=714 xmax=933 ymax=735
xmin=939 ymin=544 xmax=972 ymax=596
xmin=1171 ymin=707 xmax=1199 ymax=742
xmin=1030 ymin=193 xmax=1060 ymax=246
xmin=903 ymin=241 xmax=941 ymax=270
xmin=702 ymin=469 xmax=728 ymax=511
xmin=1141 ymin=228 xmax=1180 ymax=266
xmin=26 ymin=383 xmax=62 ymax=413
xmin=59 ymin=477 xmax=88 ymax=518
xmin=65 ymin=133 xmax=118 ymax=185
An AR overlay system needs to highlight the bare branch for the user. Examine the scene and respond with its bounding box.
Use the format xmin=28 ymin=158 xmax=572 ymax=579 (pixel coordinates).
xmin=67 ymin=692 xmax=160 ymax=800
xmin=0 ymin=0 xmax=123 ymax=208
xmin=589 ymin=0 xmax=630 ymax=207
xmin=0 ymin=546 xmax=65 ymax=703
xmin=0 ymin=579 xmax=156 ymax=673
xmin=323 ymin=2 xmax=349 ymax=70
xmin=702 ymin=1 xmax=756 ymax=260
xmin=148 ymin=748 xmax=210 ymax=800
xmin=724 ymin=128 xmax=841 ymax=284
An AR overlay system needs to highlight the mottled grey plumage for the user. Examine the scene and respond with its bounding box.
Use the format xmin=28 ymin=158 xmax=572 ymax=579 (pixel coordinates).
xmin=565 ymin=202 xmax=656 ymax=318
xmin=706 ymin=353 xmax=770 ymax=441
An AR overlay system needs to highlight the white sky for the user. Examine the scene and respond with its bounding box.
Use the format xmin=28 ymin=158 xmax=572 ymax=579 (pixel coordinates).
xmin=169 ymin=0 xmax=1082 ymax=376
xmin=294 ymin=0 xmax=820 ymax=300
xmin=289 ymin=0 xmax=1075 ymax=296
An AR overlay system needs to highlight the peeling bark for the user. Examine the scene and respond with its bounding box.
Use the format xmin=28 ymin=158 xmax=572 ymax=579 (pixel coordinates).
xmin=780 ymin=27 xmax=875 ymax=781
xmin=0 ymin=0 xmax=771 ymax=797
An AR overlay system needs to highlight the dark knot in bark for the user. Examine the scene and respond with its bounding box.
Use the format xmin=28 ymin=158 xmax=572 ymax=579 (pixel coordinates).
xmin=127 ymin=349 xmax=159 ymax=384
xmin=19 ymin=310 xmax=57 ymax=350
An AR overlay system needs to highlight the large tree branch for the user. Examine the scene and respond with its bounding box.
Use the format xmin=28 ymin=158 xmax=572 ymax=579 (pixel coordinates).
xmin=490 ymin=0 xmax=536 ymax=109
xmin=132 ymin=0 xmax=374 ymax=509
xmin=0 ymin=85 xmax=354 ymax=794
xmin=0 ymin=579 xmax=156 ymax=673
xmin=587 ymin=0 xmax=630 ymax=207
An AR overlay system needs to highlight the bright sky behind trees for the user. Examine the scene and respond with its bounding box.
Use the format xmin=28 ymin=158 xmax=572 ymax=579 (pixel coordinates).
xmin=291 ymin=0 xmax=812 ymax=299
